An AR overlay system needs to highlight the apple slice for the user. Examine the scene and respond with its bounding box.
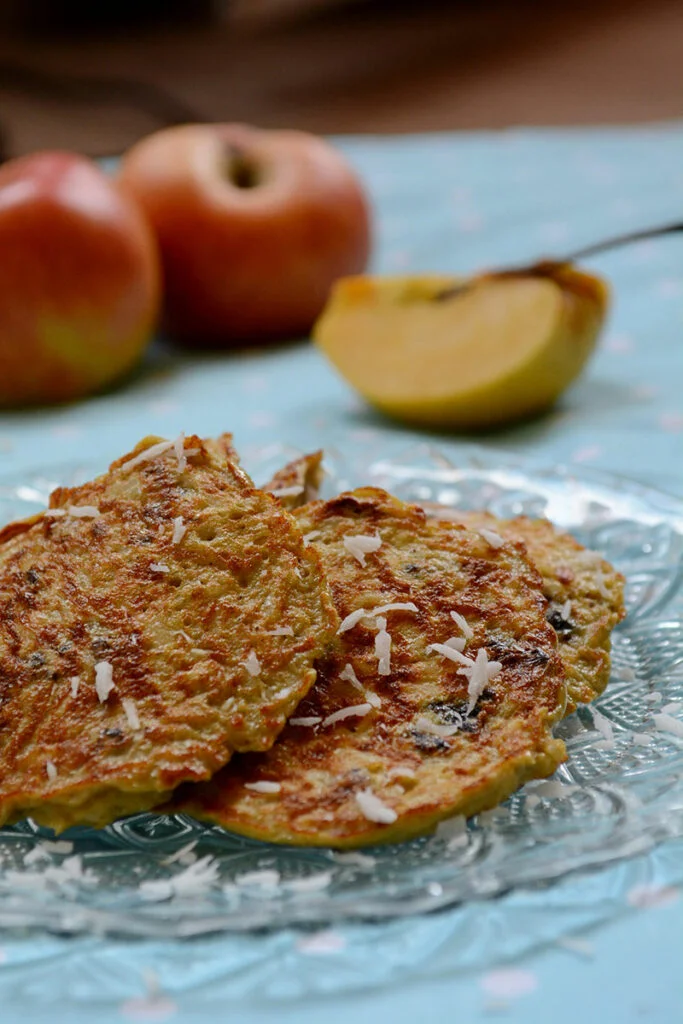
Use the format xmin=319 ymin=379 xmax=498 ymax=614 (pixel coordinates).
xmin=313 ymin=264 xmax=609 ymax=430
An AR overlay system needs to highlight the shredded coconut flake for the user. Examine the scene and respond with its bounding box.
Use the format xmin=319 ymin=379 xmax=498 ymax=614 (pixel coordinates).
xmin=371 ymin=601 xmax=419 ymax=618
xmin=172 ymin=517 xmax=186 ymax=544
xmin=332 ymin=851 xmax=375 ymax=869
xmin=661 ymin=701 xmax=683 ymax=715
xmin=176 ymin=630 xmax=193 ymax=644
xmin=121 ymin=439 xmax=176 ymax=474
xmin=289 ymin=716 xmax=322 ymax=727
xmin=337 ymin=608 xmax=369 ymax=634
xmin=591 ymin=708 xmax=615 ymax=747
xmin=479 ymin=528 xmax=505 ymax=549
xmin=286 ymin=872 xmax=332 ymax=893
xmin=269 ymin=485 xmax=304 ymax=498
xmin=560 ymin=599 xmax=573 ymax=621
xmin=364 ymin=690 xmax=382 ymax=709
xmin=444 ymin=636 xmax=466 ymax=652
xmin=144 ymin=855 xmax=220 ymax=901
xmin=264 ymin=626 xmax=294 ymax=636
xmin=343 ymin=532 xmax=382 ymax=566
xmin=162 ymin=841 xmax=198 ymax=866
xmin=355 ymin=789 xmax=397 ymax=825
xmin=122 ymin=698 xmax=141 ymax=731
xmin=46 ymin=505 xmax=99 ymax=518
xmin=70 ymin=676 xmax=80 ymax=698
xmin=450 ymin=610 xmax=473 ymax=639
xmin=414 ymin=714 xmax=461 ymax=737
xmin=241 ymin=650 xmax=261 ymax=677
xmin=302 ymin=530 xmax=321 ymax=547
xmin=45 ymin=760 xmax=58 ymax=781
xmin=374 ymin=617 xmax=392 ymax=675
xmin=427 ymin=642 xmax=474 ymax=667
xmin=236 ymin=869 xmax=280 ymax=888
xmin=652 ymin=713 xmax=683 ymax=739
xmin=150 ymin=563 xmax=170 ymax=573
xmin=337 ymin=600 xmax=418 ymax=633
xmin=340 ymin=663 xmax=364 ymax=690
xmin=459 ymin=648 xmax=502 ymax=715
xmin=244 ymin=781 xmax=281 ymax=794
xmin=173 ymin=432 xmax=188 ymax=473
xmin=323 ymin=703 xmax=372 ymax=727
xmin=94 ymin=661 xmax=114 ymax=703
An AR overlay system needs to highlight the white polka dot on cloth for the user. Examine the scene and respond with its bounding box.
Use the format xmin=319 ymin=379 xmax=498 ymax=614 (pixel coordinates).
xmin=296 ymin=929 xmax=347 ymax=955
xmin=480 ymin=967 xmax=539 ymax=999
xmin=571 ymin=445 xmax=602 ymax=464
xmin=627 ymin=884 xmax=680 ymax=909
xmin=119 ymin=995 xmax=177 ymax=1021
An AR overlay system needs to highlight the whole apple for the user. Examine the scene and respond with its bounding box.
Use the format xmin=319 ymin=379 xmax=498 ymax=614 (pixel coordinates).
xmin=118 ymin=123 xmax=372 ymax=346
xmin=0 ymin=151 xmax=160 ymax=407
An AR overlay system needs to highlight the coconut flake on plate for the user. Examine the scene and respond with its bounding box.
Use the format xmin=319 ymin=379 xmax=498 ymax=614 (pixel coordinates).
xmin=355 ymin=789 xmax=397 ymax=824
xmin=264 ymin=626 xmax=294 ymax=637
xmin=94 ymin=661 xmax=115 ymax=703
xmin=340 ymin=663 xmax=364 ymax=690
xmin=70 ymin=676 xmax=80 ymax=698
xmin=289 ymin=716 xmax=323 ymax=727
xmin=591 ymin=707 xmax=616 ymax=747
xmin=150 ymin=563 xmax=170 ymax=573
xmin=45 ymin=760 xmax=58 ymax=781
xmin=343 ymin=532 xmax=382 ymax=566
xmin=652 ymin=713 xmax=683 ymax=739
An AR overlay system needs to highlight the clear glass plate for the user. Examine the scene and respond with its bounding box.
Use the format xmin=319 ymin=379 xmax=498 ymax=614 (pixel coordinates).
xmin=0 ymin=442 xmax=681 ymax=939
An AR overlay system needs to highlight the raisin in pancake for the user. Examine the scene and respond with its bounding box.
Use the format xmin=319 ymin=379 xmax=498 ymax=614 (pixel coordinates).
xmin=264 ymin=451 xmax=325 ymax=510
xmin=425 ymin=507 xmax=625 ymax=712
xmin=0 ymin=434 xmax=337 ymax=832
xmin=174 ymin=488 xmax=566 ymax=847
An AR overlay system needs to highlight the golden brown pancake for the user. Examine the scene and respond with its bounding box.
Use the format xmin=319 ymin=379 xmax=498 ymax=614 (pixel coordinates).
xmin=0 ymin=434 xmax=337 ymax=832
xmin=174 ymin=488 xmax=566 ymax=847
xmin=264 ymin=451 xmax=325 ymax=510
xmin=425 ymin=507 xmax=626 ymax=712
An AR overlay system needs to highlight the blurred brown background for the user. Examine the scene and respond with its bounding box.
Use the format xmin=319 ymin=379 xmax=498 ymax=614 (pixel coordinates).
xmin=0 ymin=0 xmax=681 ymax=158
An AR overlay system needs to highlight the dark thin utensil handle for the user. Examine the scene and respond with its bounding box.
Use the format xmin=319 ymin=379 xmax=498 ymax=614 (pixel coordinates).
xmin=565 ymin=220 xmax=683 ymax=262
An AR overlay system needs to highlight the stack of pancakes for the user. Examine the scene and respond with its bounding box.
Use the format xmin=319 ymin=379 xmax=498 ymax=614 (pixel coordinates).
xmin=0 ymin=437 xmax=625 ymax=846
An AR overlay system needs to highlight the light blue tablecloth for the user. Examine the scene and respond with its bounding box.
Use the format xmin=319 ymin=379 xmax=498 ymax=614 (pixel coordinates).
xmin=1 ymin=125 xmax=682 ymax=1023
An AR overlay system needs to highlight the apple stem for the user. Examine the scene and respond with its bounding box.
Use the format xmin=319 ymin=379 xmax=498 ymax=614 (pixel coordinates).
xmin=566 ymin=219 xmax=683 ymax=261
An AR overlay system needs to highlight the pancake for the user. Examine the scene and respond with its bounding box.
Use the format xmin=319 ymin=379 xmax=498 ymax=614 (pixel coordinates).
xmin=174 ymin=487 xmax=567 ymax=847
xmin=424 ymin=507 xmax=626 ymax=712
xmin=0 ymin=434 xmax=337 ymax=832
xmin=264 ymin=451 xmax=325 ymax=510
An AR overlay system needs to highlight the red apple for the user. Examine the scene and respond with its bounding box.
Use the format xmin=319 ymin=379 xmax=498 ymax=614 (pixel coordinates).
xmin=118 ymin=123 xmax=372 ymax=346
xmin=0 ymin=151 xmax=160 ymax=406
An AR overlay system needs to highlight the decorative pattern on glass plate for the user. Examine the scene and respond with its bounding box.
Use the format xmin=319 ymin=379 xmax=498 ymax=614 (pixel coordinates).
xmin=0 ymin=442 xmax=681 ymax=938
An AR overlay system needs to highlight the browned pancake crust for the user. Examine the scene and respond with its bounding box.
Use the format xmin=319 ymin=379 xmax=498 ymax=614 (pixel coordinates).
xmin=264 ymin=451 xmax=325 ymax=510
xmin=431 ymin=509 xmax=626 ymax=712
xmin=0 ymin=435 xmax=337 ymax=832
xmin=174 ymin=488 xmax=566 ymax=847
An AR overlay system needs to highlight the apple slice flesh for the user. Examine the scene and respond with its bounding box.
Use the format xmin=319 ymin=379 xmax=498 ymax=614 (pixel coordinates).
xmin=313 ymin=266 xmax=609 ymax=429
